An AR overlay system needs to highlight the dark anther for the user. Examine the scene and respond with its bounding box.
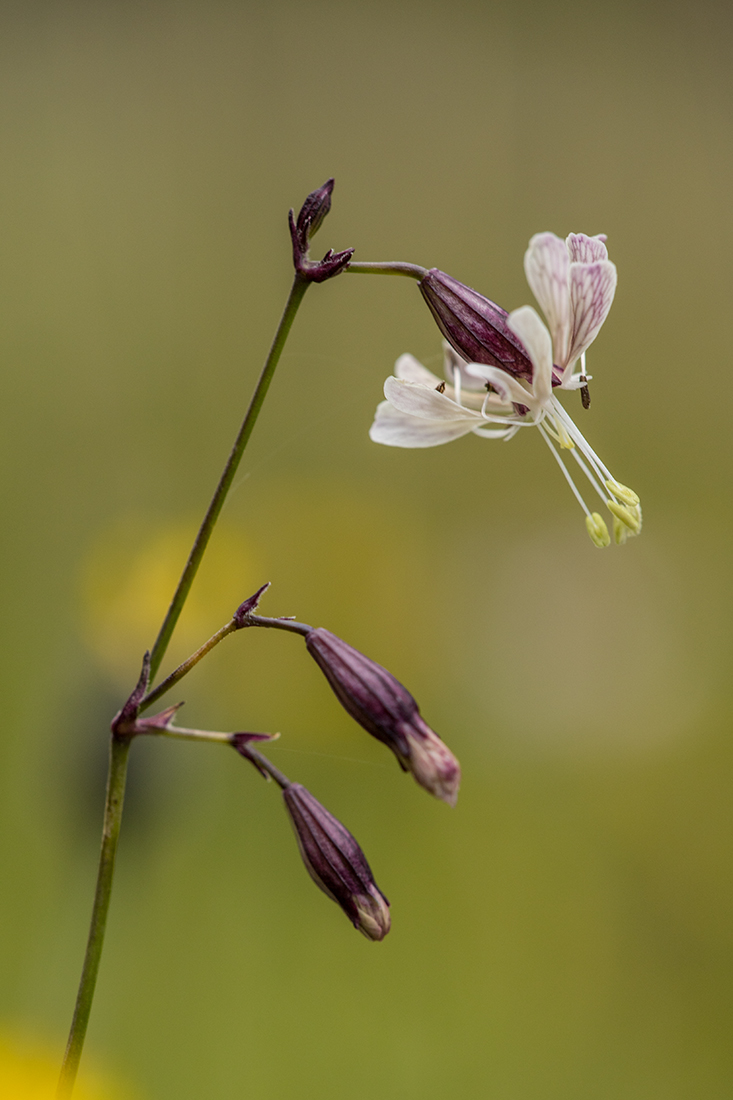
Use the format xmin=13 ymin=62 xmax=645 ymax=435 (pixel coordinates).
xmin=579 ymin=376 xmax=591 ymax=409
xmin=435 ymin=381 xmax=446 ymax=393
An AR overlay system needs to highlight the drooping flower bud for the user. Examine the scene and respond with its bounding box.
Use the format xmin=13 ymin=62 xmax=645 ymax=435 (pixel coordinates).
xmin=305 ymin=628 xmax=460 ymax=806
xmin=283 ymin=783 xmax=391 ymax=941
xmin=419 ymin=268 xmax=533 ymax=381
xmin=288 ymin=179 xmax=354 ymax=283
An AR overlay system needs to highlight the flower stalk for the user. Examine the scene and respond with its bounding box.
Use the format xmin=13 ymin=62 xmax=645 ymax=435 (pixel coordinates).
xmin=57 ymin=734 xmax=131 ymax=1100
xmin=148 ymin=273 xmax=310 ymax=683
xmin=57 ymin=177 xmax=343 ymax=1094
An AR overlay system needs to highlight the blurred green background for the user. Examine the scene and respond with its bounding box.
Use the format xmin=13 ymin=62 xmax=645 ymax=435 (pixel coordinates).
xmin=1 ymin=0 xmax=732 ymax=1096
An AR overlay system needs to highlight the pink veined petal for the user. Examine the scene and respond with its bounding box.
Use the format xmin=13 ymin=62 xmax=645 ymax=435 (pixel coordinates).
xmin=369 ymin=400 xmax=479 ymax=448
xmin=566 ymin=260 xmax=617 ymax=365
xmin=566 ymin=233 xmax=609 ymax=264
xmin=506 ymin=306 xmax=554 ymax=408
xmin=384 ymin=376 xmax=482 ymax=422
xmin=394 ymin=353 xmax=443 ymax=387
xmin=523 ymin=233 xmax=571 ymax=365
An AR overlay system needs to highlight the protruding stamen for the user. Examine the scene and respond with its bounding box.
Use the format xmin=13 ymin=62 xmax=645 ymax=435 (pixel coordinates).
xmin=605 ymin=479 xmax=640 ymax=507
xmin=452 ymin=364 xmax=462 ymax=406
xmin=585 ymin=513 xmax=610 ymax=548
xmin=613 ymin=515 xmax=629 ymax=545
xmin=544 ymin=415 xmax=575 ymax=450
xmin=538 ymin=425 xmax=591 ymax=518
xmin=607 ymin=500 xmax=642 ymax=534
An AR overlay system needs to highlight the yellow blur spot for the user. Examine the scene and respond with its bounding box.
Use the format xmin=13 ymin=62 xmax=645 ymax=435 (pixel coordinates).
xmin=81 ymin=519 xmax=259 ymax=684
xmin=0 ymin=1033 xmax=137 ymax=1099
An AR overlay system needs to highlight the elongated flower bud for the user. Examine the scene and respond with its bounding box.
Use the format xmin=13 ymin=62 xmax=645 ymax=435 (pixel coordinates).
xmin=305 ymin=628 xmax=460 ymax=806
xmin=420 ymin=268 xmax=533 ymax=380
xmin=283 ymin=783 xmax=391 ymax=941
xmin=288 ymin=179 xmax=354 ymax=283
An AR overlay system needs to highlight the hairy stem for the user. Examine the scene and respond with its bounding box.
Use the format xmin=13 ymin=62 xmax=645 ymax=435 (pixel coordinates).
xmin=148 ymin=274 xmax=310 ymax=682
xmin=57 ymin=736 xmax=131 ymax=1100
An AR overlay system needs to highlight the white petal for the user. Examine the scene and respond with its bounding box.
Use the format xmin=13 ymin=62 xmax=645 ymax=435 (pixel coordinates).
xmin=394 ymin=353 xmax=442 ymax=387
xmin=384 ymin=376 xmax=482 ymax=422
xmin=506 ymin=306 xmax=554 ymax=407
xmin=442 ymin=340 xmax=485 ymax=391
xmin=566 ymin=260 xmax=617 ymax=365
xmin=465 ymin=362 xmax=536 ymax=411
xmin=524 ymin=233 xmax=570 ymax=364
xmin=566 ymin=233 xmax=608 ymax=264
xmin=369 ymin=400 xmax=478 ymax=448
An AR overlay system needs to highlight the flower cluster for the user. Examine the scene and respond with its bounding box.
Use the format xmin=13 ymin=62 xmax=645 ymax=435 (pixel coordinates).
xmin=370 ymin=233 xmax=641 ymax=547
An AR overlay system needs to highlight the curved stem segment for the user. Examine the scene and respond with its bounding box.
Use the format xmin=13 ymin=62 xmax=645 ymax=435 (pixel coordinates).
xmin=148 ymin=274 xmax=310 ymax=682
xmin=57 ymin=736 xmax=131 ymax=1100
xmin=346 ymin=261 xmax=426 ymax=279
xmin=140 ymin=619 xmax=237 ymax=713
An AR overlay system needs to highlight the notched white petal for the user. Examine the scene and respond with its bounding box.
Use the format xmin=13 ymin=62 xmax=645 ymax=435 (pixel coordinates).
xmin=506 ymin=306 xmax=554 ymax=407
xmin=394 ymin=353 xmax=442 ymax=387
xmin=384 ymin=377 xmax=481 ymax=422
xmin=524 ymin=232 xmax=571 ymax=365
xmin=369 ymin=400 xmax=478 ymax=448
xmin=566 ymin=233 xmax=608 ymax=264
xmin=566 ymin=260 xmax=617 ymax=365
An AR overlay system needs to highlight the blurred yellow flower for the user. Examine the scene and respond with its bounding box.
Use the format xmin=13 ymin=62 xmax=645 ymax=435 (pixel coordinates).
xmin=81 ymin=518 xmax=259 ymax=685
xmin=0 ymin=1032 xmax=137 ymax=1099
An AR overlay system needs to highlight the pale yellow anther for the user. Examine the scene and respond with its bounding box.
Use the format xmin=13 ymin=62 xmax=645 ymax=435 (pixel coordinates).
xmin=605 ymin=479 xmax=640 ymax=507
xmin=612 ymin=515 xmax=628 ymax=545
xmin=607 ymin=500 xmax=642 ymax=534
xmin=585 ymin=512 xmax=611 ymax=548
xmin=558 ymin=422 xmax=574 ymax=450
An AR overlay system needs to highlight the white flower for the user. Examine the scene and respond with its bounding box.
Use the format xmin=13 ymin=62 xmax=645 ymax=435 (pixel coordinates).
xmin=369 ymin=233 xmax=640 ymax=548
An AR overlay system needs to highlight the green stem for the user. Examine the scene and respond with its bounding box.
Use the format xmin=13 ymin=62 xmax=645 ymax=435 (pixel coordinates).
xmin=245 ymin=613 xmax=312 ymax=637
xmin=241 ymin=745 xmax=292 ymax=789
xmin=148 ymin=274 xmax=310 ymax=683
xmin=346 ymin=261 xmax=426 ymax=279
xmin=59 ymin=274 xmax=311 ymax=1098
xmin=139 ymin=619 xmax=237 ymax=713
xmin=141 ymin=726 xmax=234 ymax=745
xmin=57 ymin=736 xmax=131 ymax=1100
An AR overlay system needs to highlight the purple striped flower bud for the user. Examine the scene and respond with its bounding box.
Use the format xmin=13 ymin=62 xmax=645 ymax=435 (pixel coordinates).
xmin=419 ymin=268 xmax=533 ymax=381
xmin=305 ymin=628 xmax=460 ymax=807
xmin=283 ymin=783 xmax=391 ymax=941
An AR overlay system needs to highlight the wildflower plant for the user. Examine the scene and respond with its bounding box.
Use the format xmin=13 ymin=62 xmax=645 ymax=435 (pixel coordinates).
xmin=57 ymin=182 xmax=639 ymax=1097
xmin=365 ymin=236 xmax=641 ymax=547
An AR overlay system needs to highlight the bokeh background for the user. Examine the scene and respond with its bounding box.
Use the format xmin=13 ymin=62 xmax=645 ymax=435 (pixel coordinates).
xmin=1 ymin=0 xmax=732 ymax=1096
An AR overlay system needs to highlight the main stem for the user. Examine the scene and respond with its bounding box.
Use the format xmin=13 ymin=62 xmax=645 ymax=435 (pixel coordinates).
xmin=149 ymin=274 xmax=309 ymax=682
xmin=57 ymin=736 xmax=131 ymax=1100
xmin=58 ymin=274 xmax=310 ymax=1099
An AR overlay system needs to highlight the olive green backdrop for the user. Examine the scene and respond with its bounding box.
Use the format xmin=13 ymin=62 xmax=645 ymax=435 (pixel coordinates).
xmin=1 ymin=0 xmax=732 ymax=1096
